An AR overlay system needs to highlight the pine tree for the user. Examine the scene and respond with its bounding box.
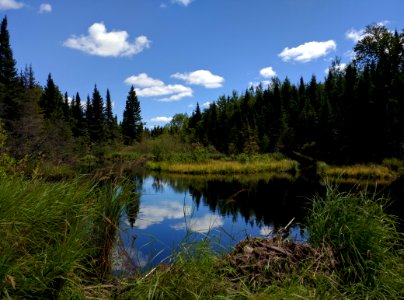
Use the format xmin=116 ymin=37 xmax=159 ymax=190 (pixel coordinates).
xmin=105 ymin=89 xmax=117 ymax=141
xmin=40 ymin=74 xmax=64 ymax=120
xmin=71 ymin=92 xmax=85 ymax=137
xmin=122 ymin=86 xmax=142 ymax=145
xmin=0 ymin=16 xmax=16 ymax=85
xmin=89 ymin=85 xmax=105 ymax=142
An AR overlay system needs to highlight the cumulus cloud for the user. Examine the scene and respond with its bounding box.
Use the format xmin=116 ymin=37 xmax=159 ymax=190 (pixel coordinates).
xmin=64 ymin=22 xmax=150 ymax=57
xmin=172 ymin=0 xmax=193 ymax=6
xmin=150 ymin=116 xmax=173 ymax=123
xmin=0 ymin=0 xmax=24 ymax=10
xmin=39 ymin=3 xmax=51 ymax=13
xmin=171 ymin=213 xmax=224 ymax=233
xmin=172 ymin=70 xmax=224 ymax=88
xmin=260 ymin=66 xmax=277 ymax=78
xmin=124 ymin=73 xmax=164 ymax=88
xmin=260 ymin=225 xmax=274 ymax=236
xmin=278 ymin=40 xmax=337 ymax=63
xmin=133 ymin=201 xmax=191 ymax=230
xmin=125 ymin=73 xmax=193 ymax=102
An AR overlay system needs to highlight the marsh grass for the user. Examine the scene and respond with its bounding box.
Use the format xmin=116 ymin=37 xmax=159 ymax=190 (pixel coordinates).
xmin=146 ymin=158 xmax=298 ymax=175
xmin=306 ymin=185 xmax=404 ymax=298
xmin=320 ymin=163 xmax=397 ymax=184
xmin=0 ymin=176 xmax=127 ymax=299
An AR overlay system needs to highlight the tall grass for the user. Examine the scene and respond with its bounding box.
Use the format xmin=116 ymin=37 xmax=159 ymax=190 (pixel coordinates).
xmin=0 ymin=176 xmax=126 ymax=298
xmin=306 ymin=185 xmax=404 ymax=298
xmin=146 ymin=159 xmax=298 ymax=175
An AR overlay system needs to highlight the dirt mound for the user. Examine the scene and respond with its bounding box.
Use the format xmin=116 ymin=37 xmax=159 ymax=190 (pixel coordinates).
xmin=225 ymin=237 xmax=337 ymax=286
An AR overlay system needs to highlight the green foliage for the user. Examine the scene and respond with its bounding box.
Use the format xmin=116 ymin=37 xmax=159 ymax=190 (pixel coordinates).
xmin=122 ymin=86 xmax=142 ymax=145
xmin=306 ymin=186 xmax=404 ymax=298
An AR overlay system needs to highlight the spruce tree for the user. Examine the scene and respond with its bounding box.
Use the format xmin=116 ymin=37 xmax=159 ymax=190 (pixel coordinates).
xmin=89 ymin=85 xmax=105 ymax=142
xmin=105 ymin=89 xmax=116 ymax=141
xmin=40 ymin=74 xmax=64 ymax=120
xmin=0 ymin=16 xmax=16 ymax=85
xmin=122 ymin=86 xmax=142 ymax=145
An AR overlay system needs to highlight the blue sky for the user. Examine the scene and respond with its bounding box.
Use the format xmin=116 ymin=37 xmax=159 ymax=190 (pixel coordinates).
xmin=2 ymin=0 xmax=404 ymax=127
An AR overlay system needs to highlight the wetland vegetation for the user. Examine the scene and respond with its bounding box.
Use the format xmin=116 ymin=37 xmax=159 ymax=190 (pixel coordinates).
xmin=0 ymin=15 xmax=403 ymax=298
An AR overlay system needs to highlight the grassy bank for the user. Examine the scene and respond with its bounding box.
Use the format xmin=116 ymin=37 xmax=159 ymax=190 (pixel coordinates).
xmin=146 ymin=154 xmax=298 ymax=175
xmin=318 ymin=158 xmax=403 ymax=185
xmin=0 ymin=176 xmax=126 ymax=299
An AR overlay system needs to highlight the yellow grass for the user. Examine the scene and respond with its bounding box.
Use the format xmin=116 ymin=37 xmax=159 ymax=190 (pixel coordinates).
xmin=146 ymin=159 xmax=298 ymax=174
xmin=321 ymin=164 xmax=398 ymax=184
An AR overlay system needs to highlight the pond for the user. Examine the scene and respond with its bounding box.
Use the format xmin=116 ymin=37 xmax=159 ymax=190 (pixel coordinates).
xmin=113 ymin=172 xmax=403 ymax=274
xmin=114 ymin=173 xmax=325 ymax=273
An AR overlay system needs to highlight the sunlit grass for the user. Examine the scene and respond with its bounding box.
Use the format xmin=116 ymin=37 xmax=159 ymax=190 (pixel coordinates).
xmin=146 ymin=159 xmax=298 ymax=174
xmin=319 ymin=163 xmax=398 ymax=184
xmin=0 ymin=176 xmax=127 ymax=299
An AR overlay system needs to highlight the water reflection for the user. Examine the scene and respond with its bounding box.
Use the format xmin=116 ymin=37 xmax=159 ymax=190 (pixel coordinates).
xmin=117 ymin=173 xmax=318 ymax=271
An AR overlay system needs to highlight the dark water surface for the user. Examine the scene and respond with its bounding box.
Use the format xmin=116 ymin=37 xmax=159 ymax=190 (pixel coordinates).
xmin=115 ymin=173 xmax=402 ymax=273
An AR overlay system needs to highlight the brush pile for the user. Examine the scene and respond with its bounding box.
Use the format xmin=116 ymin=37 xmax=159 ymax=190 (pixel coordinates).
xmin=225 ymin=237 xmax=337 ymax=286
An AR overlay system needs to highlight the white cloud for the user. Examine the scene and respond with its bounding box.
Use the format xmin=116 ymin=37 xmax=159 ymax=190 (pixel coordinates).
xmin=133 ymin=201 xmax=191 ymax=230
xmin=124 ymin=73 xmax=164 ymax=88
xmin=325 ymin=63 xmax=347 ymax=74
xmin=125 ymin=73 xmax=193 ymax=102
xmin=159 ymin=90 xmax=193 ymax=102
xmin=346 ymin=21 xmax=390 ymax=43
xmin=39 ymin=3 xmax=51 ymax=13
xmin=0 ymin=0 xmax=24 ymax=10
xmin=345 ymin=28 xmax=363 ymax=43
xmin=172 ymin=0 xmax=193 ymax=6
xmin=64 ymin=22 xmax=150 ymax=57
xmin=202 ymin=101 xmax=211 ymax=108
xmin=171 ymin=213 xmax=224 ymax=233
xmin=260 ymin=66 xmax=277 ymax=78
xmin=249 ymin=80 xmax=271 ymax=89
xmin=172 ymin=70 xmax=224 ymax=88
xmin=279 ymin=40 xmax=336 ymax=63
xmin=150 ymin=116 xmax=172 ymax=123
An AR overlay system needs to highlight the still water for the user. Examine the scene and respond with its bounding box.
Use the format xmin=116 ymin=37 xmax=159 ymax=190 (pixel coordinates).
xmin=115 ymin=173 xmax=323 ymax=272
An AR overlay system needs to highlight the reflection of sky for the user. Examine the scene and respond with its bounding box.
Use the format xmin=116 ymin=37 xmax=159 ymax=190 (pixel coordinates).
xmin=119 ymin=176 xmax=304 ymax=269
xmin=171 ymin=213 xmax=224 ymax=233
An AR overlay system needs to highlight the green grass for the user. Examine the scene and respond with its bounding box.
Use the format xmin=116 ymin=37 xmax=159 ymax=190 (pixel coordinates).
xmin=319 ymin=163 xmax=398 ymax=185
xmin=146 ymin=158 xmax=298 ymax=175
xmin=1 ymin=164 xmax=402 ymax=298
xmin=306 ymin=184 xmax=404 ymax=298
xmin=0 ymin=176 xmax=127 ymax=299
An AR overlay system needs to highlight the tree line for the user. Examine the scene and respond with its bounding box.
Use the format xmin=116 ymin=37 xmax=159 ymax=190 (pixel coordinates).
xmin=1 ymin=15 xmax=403 ymax=165
xmin=0 ymin=16 xmax=143 ymax=162
xmin=162 ymin=24 xmax=403 ymax=164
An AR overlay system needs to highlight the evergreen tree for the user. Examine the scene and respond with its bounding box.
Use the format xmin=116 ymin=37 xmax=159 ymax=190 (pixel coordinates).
xmin=40 ymin=74 xmax=64 ymax=120
xmin=122 ymin=86 xmax=142 ymax=145
xmin=105 ymin=89 xmax=117 ymax=140
xmin=71 ymin=92 xmax=86 ymax=137
xmin=89 ymin=85 xmax=105 ymax=142
xmin=0 ymin=16 xmax=16 ymax=85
